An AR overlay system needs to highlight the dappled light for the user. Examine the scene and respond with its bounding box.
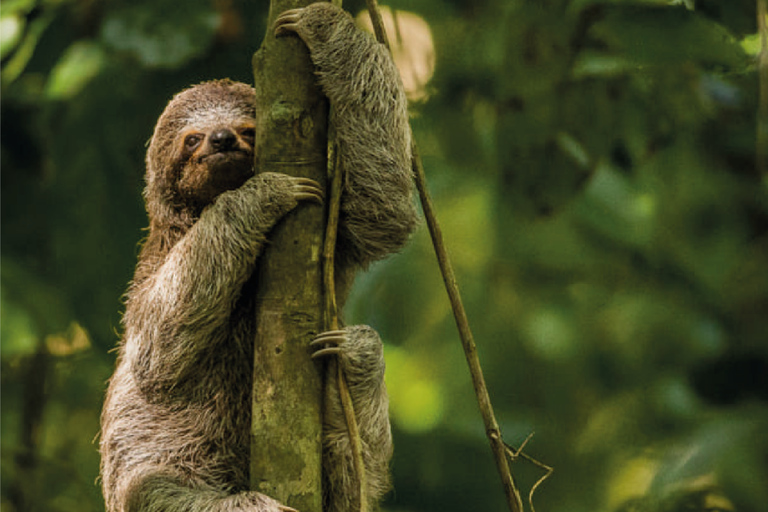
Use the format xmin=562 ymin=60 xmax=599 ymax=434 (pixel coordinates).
xmin=357 ymin=7 xmax=435 ymax=102
xmin=385 ymin=345 xmax=446 ymax=434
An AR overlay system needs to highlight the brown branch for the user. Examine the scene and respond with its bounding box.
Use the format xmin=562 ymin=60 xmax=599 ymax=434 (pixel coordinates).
xmin=323 ymin=122 xmax=369 ymax=512
xmin=364 ymin=4 xmax=525 ymax=511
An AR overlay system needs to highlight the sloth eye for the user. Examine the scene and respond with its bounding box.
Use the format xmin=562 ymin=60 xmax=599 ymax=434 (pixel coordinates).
xmin=238 ymin=127 xmax=255 ymax=144
xmin=184 ymin=134 xmax=203 ymax=150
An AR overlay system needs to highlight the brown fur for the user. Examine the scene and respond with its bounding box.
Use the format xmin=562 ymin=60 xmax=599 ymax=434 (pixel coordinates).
xmin=100 ymin=3 xmax=417 ymax=512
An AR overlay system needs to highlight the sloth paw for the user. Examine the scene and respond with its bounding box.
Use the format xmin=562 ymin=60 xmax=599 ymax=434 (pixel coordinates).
xmin=274 ymin=3 xmax=347 ymax=51
xmin=311 ymin=326 xmax=385 ymax=381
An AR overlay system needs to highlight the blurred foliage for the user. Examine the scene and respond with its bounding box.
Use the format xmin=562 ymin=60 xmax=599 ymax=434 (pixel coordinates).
xmin=2 ymin=0 xmax=767 ymax=511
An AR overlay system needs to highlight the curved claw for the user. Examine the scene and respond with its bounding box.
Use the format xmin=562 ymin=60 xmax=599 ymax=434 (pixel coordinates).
xmin=310 ymin=330 xmax=347 ymax=359
xmin=311 ymin=330 xmax=346 ymax=346
xmin=279 ymin=506 xmax=299 ymax=512
xmin=295 ymin=190 xmax=323 ymax=204
xmin=292 ymin=177 xmax=324 ymax=204
xmin=274 ymin=9 xmax=303 ymax=37
xmin=294 ymin=177 xmax=320 ymax=187
xmin=312 ymin=347 xmax=342 ymax=359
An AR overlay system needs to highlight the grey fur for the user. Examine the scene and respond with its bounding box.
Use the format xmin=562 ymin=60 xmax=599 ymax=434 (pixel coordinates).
xmin=100 ymin=3 xmax=417 ymax=512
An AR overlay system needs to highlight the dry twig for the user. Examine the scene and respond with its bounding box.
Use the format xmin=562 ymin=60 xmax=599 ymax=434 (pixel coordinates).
xmin=504 ymin=434 xmax=554 ymax=512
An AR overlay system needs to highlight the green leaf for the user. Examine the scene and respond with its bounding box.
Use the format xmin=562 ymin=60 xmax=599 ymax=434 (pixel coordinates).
xmin=740 ymin=32 xmax=763 ymax=56
xmin=0 ymin=288 xmax=39 ymax=356
xmin=0 ymin=0 xmax=37 ymax=17
xmin=570 ymin=0 xmax=671 ymax=12
xmin=0 ymin=258 xmax=73 ymax=356
xmin=591 ymin=6 xmax=748 ymax=69
xmin=45 ymin=41 xmax=106 ymax=99
xmin=0 ymin=10 xmax=53 ymax=84
xmin=101 ymin=1 xmax=219 ymax=68
xmin=0 ymin=14 xmax=23 ymax=60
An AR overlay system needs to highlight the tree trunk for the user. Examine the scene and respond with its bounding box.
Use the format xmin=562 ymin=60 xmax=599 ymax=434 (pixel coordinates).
xmin=249 ymin=2 xmax=328 ymax=511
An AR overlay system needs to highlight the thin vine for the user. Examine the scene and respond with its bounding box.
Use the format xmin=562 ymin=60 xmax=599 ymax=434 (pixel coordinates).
xmin=757 ymin=0 xmax=767 ymax=177
xmin=322 ymin=121 xmax=369 ymax=512
xmin=363 ymin=2 xmax=553 ymax=511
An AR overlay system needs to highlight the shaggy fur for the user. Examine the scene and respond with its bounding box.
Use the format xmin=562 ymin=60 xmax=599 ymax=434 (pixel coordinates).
xmin=100 ymin=3 xmax=417 ymax=512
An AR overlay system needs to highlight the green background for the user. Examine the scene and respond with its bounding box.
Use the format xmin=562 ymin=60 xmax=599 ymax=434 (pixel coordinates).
xmin=2 ymin=0 xmax=767 ymax=511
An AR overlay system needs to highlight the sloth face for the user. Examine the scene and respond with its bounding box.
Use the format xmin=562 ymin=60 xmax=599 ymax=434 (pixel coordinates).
xmin=175 ymin=120 xmax=256 ymax=208
xmin=146 ymin=80 xmax=258 ymax=215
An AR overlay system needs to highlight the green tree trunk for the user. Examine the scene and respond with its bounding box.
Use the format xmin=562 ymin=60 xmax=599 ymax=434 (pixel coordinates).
xmin=249 ymin=2 xmax=328 ymax=511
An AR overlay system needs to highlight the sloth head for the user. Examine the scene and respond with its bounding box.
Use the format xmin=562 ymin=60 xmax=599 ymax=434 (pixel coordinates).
xmin=145 ymin=79 xmax=256 ymax=224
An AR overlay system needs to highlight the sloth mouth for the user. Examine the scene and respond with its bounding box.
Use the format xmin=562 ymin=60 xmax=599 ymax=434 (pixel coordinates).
xmin=178 ymin=149 xmax=254 ymax=207
xmin=206 ymin=150 xmax=254 ymax=187
xmin=197 ymin=149 xmax=252 ymax=165
xmin=199 ymin=151 xmax=255 ymax=182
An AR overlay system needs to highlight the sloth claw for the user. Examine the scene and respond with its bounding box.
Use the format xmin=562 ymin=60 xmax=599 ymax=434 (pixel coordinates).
xmin=310 ymin=330 xmax=347 ymax=359
xmin=274 ymin=9 xmax=303 ymax=37
xmin=290 ymin=177 xmax=323 ymax=204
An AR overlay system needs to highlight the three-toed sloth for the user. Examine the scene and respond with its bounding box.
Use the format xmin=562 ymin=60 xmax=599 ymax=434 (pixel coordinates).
xmin=100 ymin=3 xmax=417 ymax=511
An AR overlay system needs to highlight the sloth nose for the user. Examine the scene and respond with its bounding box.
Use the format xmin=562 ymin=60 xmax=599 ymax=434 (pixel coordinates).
xmin=210 ymin=129 xmax=237 ymax=151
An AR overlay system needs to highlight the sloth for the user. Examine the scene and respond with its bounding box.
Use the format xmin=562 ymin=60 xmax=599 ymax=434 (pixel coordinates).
xmin=99 ymin=3 xmax=417 ymax=512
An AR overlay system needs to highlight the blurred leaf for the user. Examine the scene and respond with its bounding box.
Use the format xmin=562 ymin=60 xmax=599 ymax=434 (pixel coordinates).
xmin=572 ymin=51 xmax=635 ymax=78
xmin=439 ymin=182 xmax=494 ymax=274
xmin=605 ymin=455 xmax=659 ymax=511
xmin=570 ymin=0 xmax=671 ymax=10
xmin=385 ymin=345 xmax=446 ymax=433
xmin=0 ymin=0 xmax=38 ymax=15
xmin=696 ymin=0 xmax=757 ymax=37
xmin=45 ymin=41 xmax=106 ymax=99
xmin=1 ymin=10 xmax=54 ymax=84
xmin=0 ymin=258 xmax=73 ymax=356
xmin=0 ymin=289 xmax=39 ymax=356
xmin=740 ymin=32 xmax=763 ymax=56
xmin=522 ymin=305 xmax=577 ymax=361
xmin=101 ymin=0 xmax=219 ymax=68
xmin=575 ymin=163 xmax=656 ymax=249
xmin=591 ymin=7 xmax=748 ymax=69
xmin=0 ymin=14 xmax=23 ymax=60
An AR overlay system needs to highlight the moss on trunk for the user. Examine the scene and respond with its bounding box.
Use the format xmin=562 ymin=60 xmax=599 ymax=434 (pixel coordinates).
xmin=250 ymin=2 xmax=329 ymax=511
